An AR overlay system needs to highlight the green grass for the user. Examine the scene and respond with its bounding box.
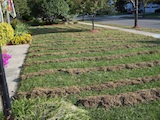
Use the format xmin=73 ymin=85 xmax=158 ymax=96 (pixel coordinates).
xmin=0 ymin=112 xmax=4 ymax=119
xmin=23 ymin=52 xmax=160 ymax=73
xmin=91 ymin=21 xmax=160 ymax=34
xmin=15 ymin=24 xmax=160 ymax=119
xmin=141 ymin=13 xmax=160 ymax=18
xmin=68 ymin=80 xmax=160 ymax=104
xmin=19 ymin=66 xmax=160 ymax=92
xmin=89 ymin=100 xmax=160 ymax=120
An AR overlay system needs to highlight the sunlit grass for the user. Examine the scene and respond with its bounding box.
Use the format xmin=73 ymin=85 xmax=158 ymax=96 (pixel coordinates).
xmin=16 ymin=24 xmax=160 ymax=119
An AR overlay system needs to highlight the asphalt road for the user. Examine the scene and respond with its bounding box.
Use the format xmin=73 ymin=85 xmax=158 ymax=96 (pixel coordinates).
xmin=80 ymin=15 xmax=160 ymax=29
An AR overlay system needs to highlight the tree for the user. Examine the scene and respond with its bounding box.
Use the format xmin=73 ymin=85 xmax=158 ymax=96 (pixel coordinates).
xmin=67 ymin=0 xmax=88 ymax=20
xmin=130 ymin=0 xmax=139 ymax=27
xmin=14 ymin=0 xmax=30 ymax=19
xmin=28 ymin=0 xmax=43 ymax=18
xmin=28 ymin=0 xmax=70 ymax=23
xmin=68 ymin=0 xmax=107 ymax=29
xmin=115 ymin=0 xmax=127 ymax=13
xmin=85 ymin=0 xmax=106 ymax=30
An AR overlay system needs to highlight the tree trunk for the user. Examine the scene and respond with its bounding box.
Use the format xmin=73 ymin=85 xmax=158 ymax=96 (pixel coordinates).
xmin=82 ymin=14 xmax=85 ymax=21
xmin=142 ymin=6 xmax=145 ymax=17
xmin=134 ymin=0 xmax=138 ymax=28
xmin=92 ymin=14 xmax=95 ymax=30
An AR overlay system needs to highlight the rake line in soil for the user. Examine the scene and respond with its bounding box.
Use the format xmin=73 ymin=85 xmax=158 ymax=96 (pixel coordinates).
xmin=76 ymin=88 xmax=160 ymax=109
xmin=17 ymin=75 xmax=160 ymax=98
xmin=28 ymin=43 xmax=134 ymax=53
xmin=28 ymin=44 xmax=159 ymax=58
xmin=29 ymin=40 xmax=159 ymax=53
xmin=25 ymin=50 xmax=160 ymax=66
xmin=31 ymin=40 xmax=126 ymax=48
xmin=29 ymin=43 xmax=122 ymax=52
xmin=42 ymin=39 xmax=127 ymax=44
xmin=42 ymin=36 xmax=155 ymax=44
xmin=21 ymin=60 xmax=160 ymax=80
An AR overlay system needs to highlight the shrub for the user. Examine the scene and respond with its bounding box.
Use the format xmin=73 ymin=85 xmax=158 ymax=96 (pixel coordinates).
xmin=11 ymin=19 xmax=22 ymax=29
xmin=13 ymin=98 xmax=91 ymax=120
xmin=14 ymin=23 xmax=29 ymax=36
xmin=0 ymin=22 xmax=14 ymax=46
xmin=30 ymin=18 xmax=43 ymax=26
xmin=22 ymin=14 xmax=33 ymax=21
xmin=33 ymin=0 xmax=69 ymax=23
xmin=11 ymin=34 xmax=32 ymax=45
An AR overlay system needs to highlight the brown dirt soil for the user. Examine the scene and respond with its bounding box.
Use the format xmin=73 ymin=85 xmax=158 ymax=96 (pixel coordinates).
xmin=91 ymin=29 xmax=100 ymax=33
xmin=29 ymin=43 xmax=126 ymax=53
xmin=29 ymin=43 xmax=158 ymax=53
xmin=17 ymin=75 xmax=160 ymax=98
xmin=28 ymin=44 xmax=158 ymax=58
xmin=25 ymin=50 xmax=160 ymax=66
xmin=20 ymin=69 xmax=56 ymax=80
xmin=33 ymin=40 xmax=111 ymax=46
xmin=44 ymin=38 xmax=126 ymax=43
xmin=59 ymin=60 xmax=160 ymax=74
xmin=76 ymin=88 xmax=160 ymax=109
xmin=21 ymin=60 xmax=160 ymax=80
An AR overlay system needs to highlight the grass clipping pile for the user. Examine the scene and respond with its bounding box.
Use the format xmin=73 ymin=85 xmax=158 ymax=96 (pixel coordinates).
xmin=13 ymin=98 xmax=91 ymax=120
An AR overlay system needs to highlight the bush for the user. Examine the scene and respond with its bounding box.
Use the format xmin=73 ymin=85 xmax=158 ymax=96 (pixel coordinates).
xmin=29 ymin=18 xmax=44 ymax=26
xmin=11 ymin=19 xmax=22 ymax=29
xmin=0 ymin=22 xmax=14 ymax=46
xmin=11 ymin=34 xmax=32 ymax=45
xmin=14 ymin=23 xmax=30 ymax=36
xmin=22 ymin=14 xmax=33 ymax=21
xmin=30 ymin=0 xmax=69 ymax=23
xmin=13 ymin=98 xmax=91 ymax=120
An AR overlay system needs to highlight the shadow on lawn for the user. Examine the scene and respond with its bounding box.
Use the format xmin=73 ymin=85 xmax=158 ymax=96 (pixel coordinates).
xmin=29 ymin=26 xmax=89 ymax=35
xmin=137 ymin=40 xmax=160 ymax=45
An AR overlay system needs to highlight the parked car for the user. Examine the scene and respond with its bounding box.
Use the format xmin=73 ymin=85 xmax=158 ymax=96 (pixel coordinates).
xmin=155 ymin=9 xmax=160 ymax=13
xmin=127 ymin=9 xmax=143 ymax=14
xmin=138 ymin=9 xmax=143 ymax=13
xmin=127 ymin=9 xmax=134 ymax=14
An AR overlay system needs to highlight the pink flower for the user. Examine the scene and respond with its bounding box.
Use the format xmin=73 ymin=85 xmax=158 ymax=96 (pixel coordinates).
xmin=2 ymin=53 xmax=11 ymax=67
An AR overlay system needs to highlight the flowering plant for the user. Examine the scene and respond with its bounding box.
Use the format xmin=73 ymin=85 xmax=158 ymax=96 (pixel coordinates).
xmin=2 ymin=53 xmax=11 ymax=67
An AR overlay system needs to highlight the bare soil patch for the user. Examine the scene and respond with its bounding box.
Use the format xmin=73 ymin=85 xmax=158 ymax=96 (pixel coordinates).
xmin=33 ymin=40 xmax=111 ymax=46
xmin=28 ymin=44 xmax=158 ymax=58
xmin=29 ymin=43 xmax=158 ymax=53
xmin=25 ymin=50 xmax=160 ymax=66
xmin=17 ymin=75 xmax=160 ymax=98
xmin=28 ymin=43 xmax=127 ymax=53
xmin=21 ymin=60 xmax=160 ymax=80
xmin=76 ymin=88 xmax=160 ymax=109
xmin=44 ymin=38 xmax=126 ymax=44
xmin=91 ymin=29 xmax=100 ymax=33
xmin=59 ymin=60 xmax=160 ymax=74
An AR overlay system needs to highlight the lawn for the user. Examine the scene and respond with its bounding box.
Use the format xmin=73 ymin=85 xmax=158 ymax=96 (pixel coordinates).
xmin=12 ymin=24 xmax=160 ymax=119
xmin=93 ymin=22 xmax=160 ymax=34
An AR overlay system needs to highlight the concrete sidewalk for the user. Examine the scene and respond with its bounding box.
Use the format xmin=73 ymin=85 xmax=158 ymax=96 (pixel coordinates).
xmin=0 ymin=44 xmax=29 ymax=110
xmin=79 ymin=22 xmax=160 ymax=39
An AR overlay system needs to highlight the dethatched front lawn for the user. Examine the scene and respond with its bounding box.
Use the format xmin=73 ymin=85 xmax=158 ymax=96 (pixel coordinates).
xmin=12 ymin=24 xmax=160 ymax=119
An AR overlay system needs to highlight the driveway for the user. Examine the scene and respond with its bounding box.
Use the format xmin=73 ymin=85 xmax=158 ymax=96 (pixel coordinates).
xmin=78 ymin=15 xmax=160 ymax=29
